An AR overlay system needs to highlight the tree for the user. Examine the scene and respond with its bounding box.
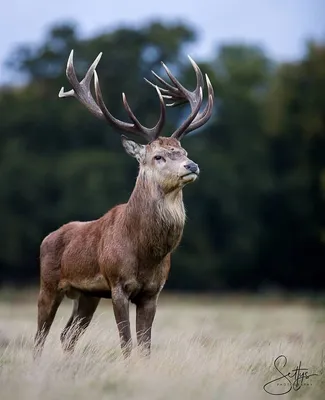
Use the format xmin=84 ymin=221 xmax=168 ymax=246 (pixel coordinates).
xmin=258 ymin=42 xmax=325 ymax=289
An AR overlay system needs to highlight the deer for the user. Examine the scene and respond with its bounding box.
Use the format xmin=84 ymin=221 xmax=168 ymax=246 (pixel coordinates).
xmin=34 ymin=50 xmax=214 ymax=359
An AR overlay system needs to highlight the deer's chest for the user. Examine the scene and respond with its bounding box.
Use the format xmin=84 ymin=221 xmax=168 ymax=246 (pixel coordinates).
xmin=147 ymin=224 xmax=183 ymax=260
xmin=147 ymin=200 xmax=185 ymax=258
xmin=123 ymin=256 xmax=170 ymax=301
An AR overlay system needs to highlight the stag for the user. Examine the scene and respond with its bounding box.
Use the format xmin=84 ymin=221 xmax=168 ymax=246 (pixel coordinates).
xmin=34 ymin=50 xmax=214 ymax=358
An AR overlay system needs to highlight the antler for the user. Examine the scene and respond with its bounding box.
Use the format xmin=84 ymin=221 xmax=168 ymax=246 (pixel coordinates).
xmin=59 ymin=50 xmax=166 ymax=142
xmin=145 ymin=56 xmax=214 ymax=140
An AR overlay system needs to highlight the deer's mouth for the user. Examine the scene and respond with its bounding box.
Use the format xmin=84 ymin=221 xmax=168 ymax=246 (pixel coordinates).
xmin=183 ymin=171 xmax=199 ymax=176
xmin=181 ymin=171 xmax=199 ymax=181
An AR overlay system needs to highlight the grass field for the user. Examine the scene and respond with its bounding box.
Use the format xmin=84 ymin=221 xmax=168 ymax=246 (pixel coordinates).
xmin=0 ymin=290 xmax=324 ymax=400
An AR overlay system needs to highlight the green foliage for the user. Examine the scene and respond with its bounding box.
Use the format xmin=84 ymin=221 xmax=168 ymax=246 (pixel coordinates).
xmin=0 ymin=21 xmax=324 ymax=290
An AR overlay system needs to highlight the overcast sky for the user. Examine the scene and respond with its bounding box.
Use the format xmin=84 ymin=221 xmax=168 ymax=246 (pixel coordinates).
xmin=1 ymin=0 xmax=324 ymax=83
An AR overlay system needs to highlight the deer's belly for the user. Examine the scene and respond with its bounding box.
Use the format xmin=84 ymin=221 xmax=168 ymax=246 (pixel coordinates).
xmin=59 ymin=274 xmax=111 ymax=298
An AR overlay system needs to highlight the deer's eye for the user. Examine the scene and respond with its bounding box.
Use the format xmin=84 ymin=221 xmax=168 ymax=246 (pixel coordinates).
xmin=154 ymin=155 xmax=166 ymax=163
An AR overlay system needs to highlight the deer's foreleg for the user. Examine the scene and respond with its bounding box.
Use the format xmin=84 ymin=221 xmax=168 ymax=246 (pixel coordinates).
xmin=135 ymin=295 xmax=158 ymax=356
xmin=112 ymin=287 xmax=132 ymax=358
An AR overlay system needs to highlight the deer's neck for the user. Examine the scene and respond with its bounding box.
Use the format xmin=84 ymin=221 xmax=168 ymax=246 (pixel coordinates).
xmin=125 ymin=171 xmax=186 ymax=260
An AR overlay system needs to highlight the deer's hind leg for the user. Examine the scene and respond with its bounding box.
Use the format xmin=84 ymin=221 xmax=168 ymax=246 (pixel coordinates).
xmin=34 ymin=286 xmax=63 ymax=358
xmin=60 ymin=294 xmax=100 ymax=353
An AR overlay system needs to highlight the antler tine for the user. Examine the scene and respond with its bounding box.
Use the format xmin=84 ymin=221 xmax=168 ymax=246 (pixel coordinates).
xmin=161 ymin=56 xmax=204 ymax=100
xmin=146 ymin=56 xmax=214 ymax=139
xmin=148 ymin=86 xmax=167 ymax=141
xmin=172 ymin=87 xmax=203 ymax=140
xmin=144 ymin=56 xmax=206 ymax=108
xmin=59 ymin=50 xmax=105 ymax=120
xmin=144 ymin=75 xmax=186 ymax=107
xmin=59 ymin=50 xmax=166 ymax=142
xmin=161 ymin=62 xmax=188 ymax=96
xmin=187 ymin=56 xmax=205 ymax=95
xmin=94 ymin=70 xmax=165 ymax=141
xmin=121 ymin=87 xmax=166 ymax=141
xmin=184 ymin=73 xmax=215 ymax=134
xmin=160 ymin=56 xmax=205 ymax=139
xmin=93 ymin=70 xmax=138 ymax=135
xmin=147 ymin=71 xmax=178 ymax=94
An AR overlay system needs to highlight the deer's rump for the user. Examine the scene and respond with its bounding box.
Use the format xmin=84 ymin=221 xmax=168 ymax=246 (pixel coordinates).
xmin=41 ymin=220 xmax=113 ymax=297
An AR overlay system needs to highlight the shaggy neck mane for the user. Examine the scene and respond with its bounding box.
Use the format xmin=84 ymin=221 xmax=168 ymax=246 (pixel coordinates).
xmin=125 ymin=169 xmax=186 ymax=260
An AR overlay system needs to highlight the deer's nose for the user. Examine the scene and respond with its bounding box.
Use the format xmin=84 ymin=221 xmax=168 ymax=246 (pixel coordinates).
xmin=184 ymin=162 xmax=199 ymax=174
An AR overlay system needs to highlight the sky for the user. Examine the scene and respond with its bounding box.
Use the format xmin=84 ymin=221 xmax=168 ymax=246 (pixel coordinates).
xmin=0 ymin=0 xmax=324 ymax=84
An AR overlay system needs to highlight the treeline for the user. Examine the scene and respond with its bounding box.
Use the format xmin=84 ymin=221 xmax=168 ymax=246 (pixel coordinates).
xmin=0 ymin=21 xmax=324 ymax=291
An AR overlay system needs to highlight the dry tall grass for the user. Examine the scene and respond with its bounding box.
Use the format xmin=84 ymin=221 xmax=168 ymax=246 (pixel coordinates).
xmin=0 ymin=292 xmax=324 ymax=399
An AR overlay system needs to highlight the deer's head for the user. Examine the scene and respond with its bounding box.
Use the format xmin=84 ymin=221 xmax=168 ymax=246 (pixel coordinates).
xmin=122 ymin=136 xmax=199 ymax=192
xmin=59 ymin=51 xmax=214 ymax=193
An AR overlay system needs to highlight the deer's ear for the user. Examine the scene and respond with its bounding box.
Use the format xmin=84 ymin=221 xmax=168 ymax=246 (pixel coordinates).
xmin=121 ymin=136 xmax=145 ymax=162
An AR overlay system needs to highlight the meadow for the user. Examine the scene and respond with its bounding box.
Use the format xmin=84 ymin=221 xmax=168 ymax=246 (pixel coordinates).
xmin=0 ymin=290 xmax=324 ymax=400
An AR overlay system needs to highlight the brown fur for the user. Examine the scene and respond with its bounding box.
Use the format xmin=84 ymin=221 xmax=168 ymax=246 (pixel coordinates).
xmin=34 ymin=137 xmax=199 ymax=357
